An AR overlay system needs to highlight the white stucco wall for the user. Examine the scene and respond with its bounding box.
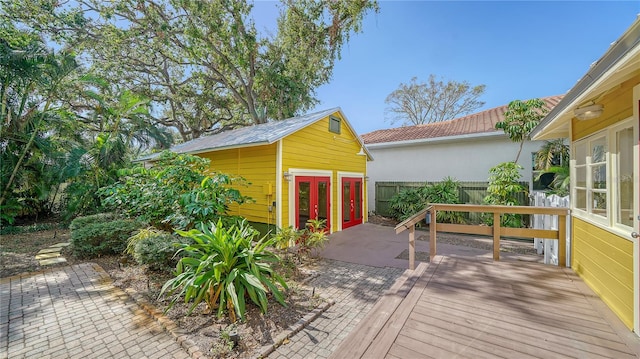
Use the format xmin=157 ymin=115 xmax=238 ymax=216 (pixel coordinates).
xmin=366 ymin=134 xmax=544 ymax=212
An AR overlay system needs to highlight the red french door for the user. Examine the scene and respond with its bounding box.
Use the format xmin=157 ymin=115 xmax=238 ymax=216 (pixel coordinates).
xmin=342 ymin=177 xmax=363 ymax=229
xmin=295 ymin=176 xmax=330 ymax=230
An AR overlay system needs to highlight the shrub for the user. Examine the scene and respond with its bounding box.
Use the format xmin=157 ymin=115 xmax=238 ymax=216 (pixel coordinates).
xmin=483 ymin=162 xmax=528 ymax=227
xmin=100 ymin=151 xmax=250 ymax=231
xmin=388 ymin=177 xmax=465 ymax=224
xmin=388 ymin=186 xmax=430 ymax=222
xmin=69 ymin=212 xmax=119 ymax=231
xmin=131 ymin=229 xmax=184 ymax=270
xmin=71 ymin=217 xmax=141 ymax=258
xmin=159 ymin=219 xmax=287 ymax=322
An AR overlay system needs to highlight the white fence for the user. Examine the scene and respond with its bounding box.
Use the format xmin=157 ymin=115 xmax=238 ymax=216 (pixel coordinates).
xmin=532 ymin=192 xmax=571 ymax=266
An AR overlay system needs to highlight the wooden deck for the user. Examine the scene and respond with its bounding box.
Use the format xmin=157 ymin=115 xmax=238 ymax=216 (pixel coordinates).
xmin=330 ymin=256 xmax=640 ymax=359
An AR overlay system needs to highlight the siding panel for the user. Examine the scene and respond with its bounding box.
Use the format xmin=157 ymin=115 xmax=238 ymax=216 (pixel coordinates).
xmin=282 ymin=113 xmax=367 ymax=231
xmin=571 ymin=217 xmax=634 ymax=329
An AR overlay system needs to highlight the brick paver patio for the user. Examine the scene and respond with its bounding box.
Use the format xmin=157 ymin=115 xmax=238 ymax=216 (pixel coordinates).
xmin=268 ymin=260 xmax=405 ymax=359
xmin=0 ymin=263 xmax=189 ymax=359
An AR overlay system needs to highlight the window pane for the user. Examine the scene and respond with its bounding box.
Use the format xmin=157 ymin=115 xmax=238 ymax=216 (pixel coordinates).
xmin=575 ymin=166 xmax=586 ymax=187
xmin=575 ymin=189 xmax=587 ymax=211
xmin=575 ymin=142 xmax=587 ymax=165
xmin=591 ymin=137 xmax=607 ymax=163
xmin=617 ymin=127 xmax=634 ymax=227
xmin=592 ymin=164 xmax=607 ymax=189
xmin=592 ymin=191 xmax=607 ymax=217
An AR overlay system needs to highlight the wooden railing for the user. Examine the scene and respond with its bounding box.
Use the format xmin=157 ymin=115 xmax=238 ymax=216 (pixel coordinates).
xmin=394 ymin=204 xmax=570 ymax=270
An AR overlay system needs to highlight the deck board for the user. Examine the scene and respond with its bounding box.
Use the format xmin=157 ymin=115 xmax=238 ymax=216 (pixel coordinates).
xmin=329 ymin=256 xmax=640 ymax=359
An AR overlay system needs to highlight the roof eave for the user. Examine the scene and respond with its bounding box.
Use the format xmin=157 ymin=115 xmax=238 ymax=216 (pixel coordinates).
xmin=365 ymin=131 xmax=505 ymax=149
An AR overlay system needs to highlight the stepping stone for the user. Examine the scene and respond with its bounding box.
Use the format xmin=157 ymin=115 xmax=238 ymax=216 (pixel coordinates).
xmin=49 ymin=242 xmax=70 ymax=248
xmin=39 ymin=257 xmax=67 ymax=266
xmin=38 ymin=247 xmax=62 ymax=254
xmin=35 ymin=252 xmax=61 ymax=260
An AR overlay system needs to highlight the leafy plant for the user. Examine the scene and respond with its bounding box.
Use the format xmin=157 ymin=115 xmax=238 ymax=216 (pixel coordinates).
xmin=423 ymin=177 xmax=466 ymax=224
xmin=388 ymin=177 xmax=465 ymax=224
xmin=100 ymin=151 xmax=251 ymax=231
xmin=159 ymin=219 xmax=287 ymax=322
xmin=483 ymin=162 xmax=528 ymax=227
xmin=388 ymin=186 xmax=430 ymax=222
xmin=126 ymin=227 xmax=186 ymax=270
xmin=297 ymin=219 xmax=329 ymax=256
xmin=272 ymin=226 xmax=300 ymax=251
xmin=495 ymin=98 xmax=548 ymax=162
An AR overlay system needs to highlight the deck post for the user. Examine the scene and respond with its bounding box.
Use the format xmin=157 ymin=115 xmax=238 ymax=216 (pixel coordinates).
xmin=558 ymin=214 xmax=567 ymax=267
xmin=493 ymin=212 xmax=501 ymax=261
xmin=409 ymin=226 xmax=415 ymax=270
xmin=430 ymin=210 xmax=437 ymax=261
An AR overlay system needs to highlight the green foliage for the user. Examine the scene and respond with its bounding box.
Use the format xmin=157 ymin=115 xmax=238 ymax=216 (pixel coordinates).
xmin=159 ymin=220 xmax=287 ymax=322
xmin=128 ymin=228 xmax=184 ymax=270
xmin=70 ymin=216 xmax=141 ymax=258
xmin=0 ymin=222 xmax=61 ymax=235
xmin=483 ymin=162 xmax=528 ymax=228
xmin=388 ymin=177 xmax=464 ymax=223
xmin=385 ymin=75 xmax=486 ymax=126
xmin=495 ymin=98 xmax=549 ymax=163
xmin=534 ymin=139 xmax=570 ymax=196
xmin=272 ymin=226 xmax=300 ymax=250
xmin=388 ymin=186 xmax=430 ymax=222
xmin=68 ymin=212 xmax=118 ymax=230
xmin=5 ymin=0 xmax=378 ymax=141
xmin=100 ymin=151 xmax=250 ymax=231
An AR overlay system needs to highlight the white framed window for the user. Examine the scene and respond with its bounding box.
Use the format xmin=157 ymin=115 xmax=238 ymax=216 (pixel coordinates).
xmin=572 ymin=118 xmax=635 ymax=233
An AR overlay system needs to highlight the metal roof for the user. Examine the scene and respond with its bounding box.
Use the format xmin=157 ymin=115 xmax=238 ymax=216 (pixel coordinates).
xmin=138 ymin=107 xmax=371 ymax=161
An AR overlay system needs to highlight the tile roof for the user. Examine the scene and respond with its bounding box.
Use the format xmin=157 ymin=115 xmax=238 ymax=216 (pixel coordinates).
xmin=138 ymin=107 xmax=358 ymax=161
xmin=361 ymin=95 xmax=564 ymax=145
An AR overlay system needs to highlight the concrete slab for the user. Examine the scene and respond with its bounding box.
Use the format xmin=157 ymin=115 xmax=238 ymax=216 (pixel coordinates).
xmin=322 ymin=223 xmax=542 ymax=269
xmin=35 ymin=252 xmax=61 ymax=260
xmin=49 ymin=242 xmax=71 ymax=248
xmin=37 ymin=247 xmax=62 ymax=254
xmin=38 ymin=257 xmax=67 ymax=265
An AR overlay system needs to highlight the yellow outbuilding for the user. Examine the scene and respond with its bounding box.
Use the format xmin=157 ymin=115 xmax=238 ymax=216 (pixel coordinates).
xmin=531 ymin=19 xmax=639 ymax=332
xmin=148 ymin=108 xmax=371 ymax=234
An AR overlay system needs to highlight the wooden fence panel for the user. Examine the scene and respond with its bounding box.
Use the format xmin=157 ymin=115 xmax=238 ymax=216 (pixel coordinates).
xmin=375 ymin=181 xmax=530 ymax=220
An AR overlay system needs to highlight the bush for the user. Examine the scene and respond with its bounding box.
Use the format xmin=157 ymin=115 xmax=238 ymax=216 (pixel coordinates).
xmin=69 ymin=212 xmax=119 ymax=231
xmin=100 ymin=151 xmax=250 ymax=231
xmin=388 ymin=177 xmax=465 ymax=223
xmin=159 ymin=219 xmax=287 ymax=322
xmin=130 ymin=229 xmax=184 ymax=270
xmin=483 ymin=162 xmax=528 ymax=228
xmin=71 ymin=217 xmax=141 ymax=258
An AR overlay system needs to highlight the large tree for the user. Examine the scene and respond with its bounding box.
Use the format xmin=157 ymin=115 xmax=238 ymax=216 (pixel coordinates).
xmin=3 ymin=0 xmax=378 ymax=141
xmin=384 ymin=75 xmax=486 ymax=126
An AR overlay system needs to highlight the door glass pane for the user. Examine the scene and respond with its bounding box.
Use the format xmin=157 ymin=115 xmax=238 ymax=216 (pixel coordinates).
xmin=355 ymin=181 xmax=361 ymax=219
xmin=592 ymin=191 xmax=607 ymax=217
xmin=591 ymin=163 xmax=607 ymax=189
xmin=317 ymin=181 xmax=328 ymax=224
xmin=298 ymin=181 xmax=310 ymax=228
xmin=575 ymin=166 xmax=586 ymax=188
xmin=574 ymin=142 xmax=587 ymax=165
xmin=591 ymin=137 xmax=607 ymax=163
xmin=617 ymin=127 xmax=634 ymax=227
xmin=343 ymin=182 xmax=351 ymax=223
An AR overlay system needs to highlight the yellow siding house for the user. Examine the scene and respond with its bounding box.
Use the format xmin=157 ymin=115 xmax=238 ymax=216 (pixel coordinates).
xmin=531 ymin=19 xmax=639 ymax=332
xmin=148 ymin=108 xmax=371 ymax=234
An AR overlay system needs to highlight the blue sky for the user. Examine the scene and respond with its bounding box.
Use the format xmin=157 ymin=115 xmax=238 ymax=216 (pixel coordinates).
xmin=252 ymin=1 xmax=639 ymax=135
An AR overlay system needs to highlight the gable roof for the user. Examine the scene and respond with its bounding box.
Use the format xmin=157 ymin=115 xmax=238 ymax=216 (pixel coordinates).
xmin=138 ymin=107 xmax=372 ymax=161
xmin=531 ymin=18 xmax=640 ymax=140
xmin=362 ymin=95 xmax=563 ymax=146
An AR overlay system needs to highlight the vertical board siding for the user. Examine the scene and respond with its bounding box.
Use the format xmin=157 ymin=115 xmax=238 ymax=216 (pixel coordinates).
xmin=199 ymin=144 xmax=277 ymax=224
xmin=572 ymin=73 xmax=638 ymax=141
xmin=282 ymin=113 xmax=367 ymax=231
xmin=572 ymin=217 xmax=634 ymax=329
